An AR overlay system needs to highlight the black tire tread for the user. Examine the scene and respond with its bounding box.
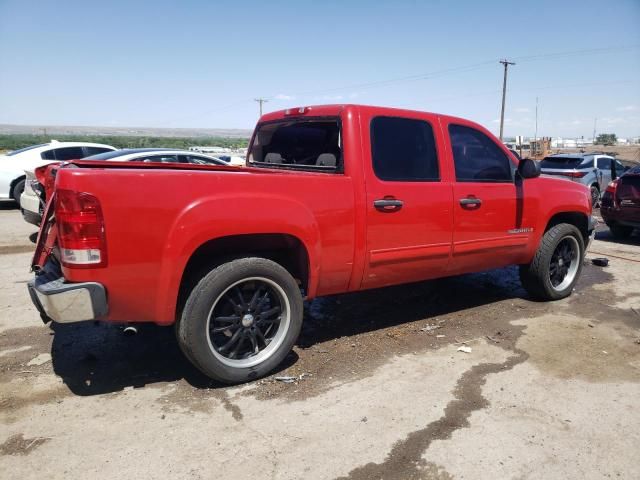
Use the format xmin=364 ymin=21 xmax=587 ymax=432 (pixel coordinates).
xmin=177 ymin=257 xmax=303 ymax=384
xmin=520 ymin=223 xmax=584 ymax=301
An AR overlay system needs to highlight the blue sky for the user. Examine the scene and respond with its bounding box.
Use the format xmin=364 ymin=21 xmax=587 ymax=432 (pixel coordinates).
xmin=1 ymin=0 xmax=639 ymax=138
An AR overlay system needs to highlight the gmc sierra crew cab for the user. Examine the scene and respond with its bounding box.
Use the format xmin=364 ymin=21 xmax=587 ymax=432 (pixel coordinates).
xmin=28 ymin=104 xmax=596 ymax=384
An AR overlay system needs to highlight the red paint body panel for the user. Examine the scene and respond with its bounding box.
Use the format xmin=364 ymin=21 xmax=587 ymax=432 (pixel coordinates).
xmin=40 ymin=104 xmax=592 ymax=325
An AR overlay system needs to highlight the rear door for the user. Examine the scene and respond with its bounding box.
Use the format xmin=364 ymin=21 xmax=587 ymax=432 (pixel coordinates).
xmin=596 ymin=156 xmax=613 ymax=187
xmin=361 ymin=112 xmax=453 ymax=289
xmin=445 ymin=122 xmax=530 ymax=274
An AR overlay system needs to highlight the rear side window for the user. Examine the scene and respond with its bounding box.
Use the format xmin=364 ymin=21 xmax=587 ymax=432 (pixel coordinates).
xmin=84 ymin=147 xmax=113 ymax=157
xmin=541 ymin=156 xmax=593 ymax=169
xmin=47 ymin=147 xmax=85 ymax=161
xmin=449 ymin=125 xmax=512 ymax=182
xmin=249 ymin=119 xmax=341 ymax=172
xmin=180 ymin=155 xmax=223 ymax=165
xmin=41 ymin=149 xmax=57 ymax=160
xmin=138 ymin=155 xmax=179 ymax=163
xmin=370 ymin=116 xmax=439 ymax=181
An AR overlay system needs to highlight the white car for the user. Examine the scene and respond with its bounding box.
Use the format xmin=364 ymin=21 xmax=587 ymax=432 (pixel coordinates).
xmin=1 ymin=141 xmax=116 ymax=206
xmin=20 ymin=148 xmax=230 ymax=225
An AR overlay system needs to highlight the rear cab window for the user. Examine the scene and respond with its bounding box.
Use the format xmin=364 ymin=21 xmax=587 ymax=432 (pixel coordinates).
xmin=370 ymin=116 xmax=439 ymax=181
xmin=248 ymin=118 xmax=342 ymax=173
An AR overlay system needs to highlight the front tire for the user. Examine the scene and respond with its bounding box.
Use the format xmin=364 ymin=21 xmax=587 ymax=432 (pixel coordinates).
xmin=177 ymin=257 xmax=303 ymax=384
xmin=520 ymin=223 xmax=584 ymax=300
xmin=12 ymin=179 xmax=25 ymax=204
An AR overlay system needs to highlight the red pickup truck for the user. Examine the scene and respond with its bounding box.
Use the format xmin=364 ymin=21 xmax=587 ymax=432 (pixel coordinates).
xmin=29 ymin=104 xmax=595 ymax=383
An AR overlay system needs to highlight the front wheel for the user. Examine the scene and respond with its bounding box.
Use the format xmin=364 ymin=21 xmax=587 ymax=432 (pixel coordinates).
xmin=12 ymin=179 xmax=25 ymax=204
xmin=177 ymin=257 xmax=303 ymax=384
xmin=519 ymin=223 xmax=584 ymax=300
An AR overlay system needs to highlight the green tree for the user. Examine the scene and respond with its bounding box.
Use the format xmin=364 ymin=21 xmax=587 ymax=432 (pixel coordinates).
xmin=595 ymin=133 xmax=617 ymax=146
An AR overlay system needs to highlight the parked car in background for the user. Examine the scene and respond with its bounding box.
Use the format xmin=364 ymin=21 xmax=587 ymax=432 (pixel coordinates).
xmin=20 ymin=148 xmax=230 ymax=225
xmin=82 ymin=148 xmax=230 ymax=165
xmin=1 ymin=141 xmax=115 ymax=205
xmin=218 ymin=155 xmax=246 ymax=166
xmin=540 ymin=153 xmax=626 ymax=206
xmin=601 ymin=165 xmax=640 ymax=238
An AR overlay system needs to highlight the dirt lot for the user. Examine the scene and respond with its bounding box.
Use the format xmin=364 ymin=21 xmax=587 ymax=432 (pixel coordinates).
xmin=1 ymin=203 xmax=639 ymax=480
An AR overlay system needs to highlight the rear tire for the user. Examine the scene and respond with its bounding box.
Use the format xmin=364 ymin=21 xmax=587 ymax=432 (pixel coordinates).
xmin=177 ymin=257 xmax=303 ymax=384
xmin=12 ymin=179 xmax=25 ymax=204
xmin=519 ymin=223 xmax=584 ymax=301
xmin=609 ymin=224 xmax=633 ymax=239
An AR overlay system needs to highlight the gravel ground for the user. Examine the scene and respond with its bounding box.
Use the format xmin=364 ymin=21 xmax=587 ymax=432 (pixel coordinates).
xmin=0 ymin=203 xmax=639 ymax=480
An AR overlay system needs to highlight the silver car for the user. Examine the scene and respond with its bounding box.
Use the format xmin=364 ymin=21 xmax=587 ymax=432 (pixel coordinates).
xmin=540 ymin=153 xmax=626 ymax=206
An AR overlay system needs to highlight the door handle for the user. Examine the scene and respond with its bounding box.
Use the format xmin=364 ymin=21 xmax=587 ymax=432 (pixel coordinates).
xmin=459 ymin=197 xmax=482 ymax=208
xmin=374 ymin=198 xmax=404 ymax=212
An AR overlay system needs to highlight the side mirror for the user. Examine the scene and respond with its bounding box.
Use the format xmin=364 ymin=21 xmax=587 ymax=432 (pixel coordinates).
xmin=517 ymin=158 xmax=541 ymax=179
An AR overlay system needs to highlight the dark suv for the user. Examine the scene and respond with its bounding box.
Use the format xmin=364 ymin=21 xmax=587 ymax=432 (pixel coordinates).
xmin=601 ymin=165 xmax=640 ymax=238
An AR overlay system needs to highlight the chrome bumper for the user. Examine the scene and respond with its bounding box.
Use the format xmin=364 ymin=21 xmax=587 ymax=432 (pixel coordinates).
xmin=28 ymin=261 xmax=108 ymax=323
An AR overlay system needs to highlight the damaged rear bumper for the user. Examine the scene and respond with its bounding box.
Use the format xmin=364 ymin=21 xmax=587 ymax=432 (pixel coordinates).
xmin=28 ymin=261 xmax=108 ymax=323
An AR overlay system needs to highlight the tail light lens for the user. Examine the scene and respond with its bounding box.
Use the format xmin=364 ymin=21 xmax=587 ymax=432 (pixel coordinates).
xmin=55 ymin=189 xmax=107 ymax=268
xmin=605 ymin=179 xmax=619 ymax=194
xmin=564 ymin=171 xmax=587 ymax=178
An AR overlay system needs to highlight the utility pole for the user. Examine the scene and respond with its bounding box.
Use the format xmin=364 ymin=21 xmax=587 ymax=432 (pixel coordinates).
xmin=254 ymin=98 xmax=268 ymax=117
xmin=499 ymin=59 xmax=516 ymax=141
xmin=534 ymin=97 xmax=538 ymax=157
xmin=592 ymin=118 xmax=597 ymax=144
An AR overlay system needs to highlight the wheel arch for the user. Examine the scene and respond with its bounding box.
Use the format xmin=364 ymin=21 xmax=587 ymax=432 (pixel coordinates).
xmin=175 ymin=233 xmax=310 ymax=321
xmin=544 ymin=211 xmax=589 ymax=246
xmin=8 ymin=175 xmax=26 ymax=199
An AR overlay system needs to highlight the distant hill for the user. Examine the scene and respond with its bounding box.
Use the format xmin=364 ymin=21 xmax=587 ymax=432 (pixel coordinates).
xmin=0 ymin=124 xmax=252 ymax=139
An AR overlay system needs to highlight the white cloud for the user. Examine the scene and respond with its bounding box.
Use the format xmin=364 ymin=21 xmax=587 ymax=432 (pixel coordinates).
xmin=615 ymin=105 xmax=637 ymax=112
xmin=274 ymin=94 xmax=295 ymax=101
xmin=602 ymin=117 xmax=627 ymax=125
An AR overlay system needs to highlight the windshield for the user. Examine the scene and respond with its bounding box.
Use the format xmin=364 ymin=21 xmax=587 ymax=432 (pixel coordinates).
xmin=6 ymin=144 xmax=48 ymax=156
xmin=541 ymin=156 xmax=592 ymax=169
xmin=249 ymin=119 xmax=341 ymax=172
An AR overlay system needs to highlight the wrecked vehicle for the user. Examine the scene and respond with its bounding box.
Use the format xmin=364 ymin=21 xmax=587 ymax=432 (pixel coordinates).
xmin=28 ymin=104 xmax=595 ymax=383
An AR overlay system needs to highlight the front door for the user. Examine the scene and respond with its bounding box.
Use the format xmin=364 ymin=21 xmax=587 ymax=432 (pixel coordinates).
xmin=362 ymin=113 xmax=453 ymax=289
xmin=445 ymin=122 xmax=531 ymax=274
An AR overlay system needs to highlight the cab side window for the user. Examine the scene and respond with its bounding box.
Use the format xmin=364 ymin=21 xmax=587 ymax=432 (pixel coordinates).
xmin=449 ymin=125 xmax=512 ymax=182
xmin=370 ymin=116 xmax=439 ymax=181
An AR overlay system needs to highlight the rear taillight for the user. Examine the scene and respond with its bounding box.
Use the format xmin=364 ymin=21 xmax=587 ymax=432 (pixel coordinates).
xmin=564 ymin=171 xmax=587 ymax=178
xmin=605 ymin=179 xmax=619 ymax=194
xmin=55 ymin=189 xmax=107 ymax=268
